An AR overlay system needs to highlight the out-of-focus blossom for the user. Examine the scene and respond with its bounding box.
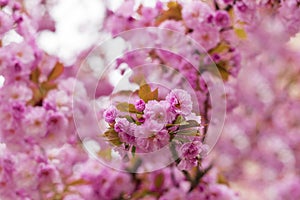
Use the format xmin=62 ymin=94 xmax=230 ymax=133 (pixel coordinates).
xmin=166 ymin=89 xmax=193 ymax=116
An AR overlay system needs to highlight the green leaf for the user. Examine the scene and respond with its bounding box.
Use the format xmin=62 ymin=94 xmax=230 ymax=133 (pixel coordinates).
xmin=116 ymin=102 xmax=138 ymax=113
xmin=174 ymin=115 xmax=185 ymax=124
xmin=131 ymin=146 xmax=136 ymax=157
xmin=217 ymin=173 xmax=230 ymax=186
xmin=187 ymin=120 xmax=200 ymax=126
xmin=170 ymin=141 xmax=180 ymax=164
xmin=209 ymin=42 xmax=230 ymax=54
xmin=173 ymin=137 xmax=190 ymax=143
xmin=154 ymin=173 xmax=164 ymax=188
xmin=48 ymin=62 xmax=64 ymax=81
xmin=176 ymin=129 xmax=200 ymax=136
xmin=216 ymin=62 xmax=230 ymax=81
xmin=124 ymin=115 xmax=135 ymax=123
xmin=179 ymin=120 xmax=200 ymax=129
xmin=167 ymin=120 xmax=189 ymax=127
xmin=201 ymin=61 xmax=230 ymax=81
xmin=234 ymin=27 xmax=247 ymax=39
xmin=103 ymin=128 xmax=122 ymax=146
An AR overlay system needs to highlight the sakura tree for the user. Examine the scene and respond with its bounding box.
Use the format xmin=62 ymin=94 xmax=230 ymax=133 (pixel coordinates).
xmin=0 ymin=0 xmax=299 ymax=200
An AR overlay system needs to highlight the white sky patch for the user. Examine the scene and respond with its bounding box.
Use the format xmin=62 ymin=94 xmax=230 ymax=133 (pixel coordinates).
xmin=0 ymin=75 xmax=5 ymax=88
xmin=37 ymin=0 xmax=106 ymax=65
xmin=2 ymin=30 xmax=24 ymax=46
xmin=104 ymin=0 xmax=124 ymax=11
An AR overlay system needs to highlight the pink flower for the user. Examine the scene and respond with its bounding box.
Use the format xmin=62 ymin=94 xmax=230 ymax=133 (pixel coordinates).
xmin=0 ymin=0 xmax=8 ymax=7
xmin=208 ymin=184 xmax=239 ymax=200
xmin=214 ymin=10 xmax=230 ymax=28
xmin=50 ymin=144 xmax=88 ymax=177
xmin=144 ymin=100 xmax=173 ymax=131
xmin=276 ymin=177 xmax=300 ymax=200
xmin=177 ymin=141 xmax=208 ymax=170
xmin=36 ymin=12 xmax=55 ymax=32
xmin=180 ymin=141 xmax=202 ymax=159
xmin=189 ymin=23 xmax=220 ymax=51
xmin=222 ymin=0 xmax=234 ymax=5
xmin=182 ymin=1 xmax=213 ymax=29
xmin=135 ymin=99 xmax=146 ymax=112
xmin=115 ymin=1 xmax=135 ymax=18
xmin=166 ymin=89 xmax=192 ymax=116
xmin=114 ymin=118 xmax=135 ymax=144
xmin=234 ymin=1 xmax=256 ymax=23
xmin=89 ymin=168 xmax=134 ymax=200
xmin=0 ymin=11 xmax=13 ymax=36
xmin=114 ymin=117 xmax=130 ymax=133
xmin=22 ymin=107 xmax=47 ymax=137
xmin=104 ymin=15 xmax=134 ymax=35
xmin=0 ymin=144 xmax=15 ymax=197
xmin=8 ymin=42 xmax=35 ymax=66
xmin=118 ymin=50 xmax=149 ymax=69
xmin=136 ymin=129 xmax=170 ymax=152
xmin=136 ymin=6 xmax=160 ymax=27
xmin=43 ymin=90 xmax=71 ymax=115
xmin=177 ymin=158 xmax=197 ymax=171
xmin=159 ymin=188 xmax=186 ymax=200
xmin=63 ymin=194 xmax=85 ymax=200
xmin=11 ymin=101 xmax=26 ymax=119
xmin=103 ymin=106 xmax=118 ymax=123
xmin=58 ymin=78 xmax=86 ymax=97
xmin=37 ymin=162 xmax=60 ymax=186
xmin=159 ymin=20 xmax=186 ymax=33
xmin=278 ymin=0 xmax=300 ymax=36
xmin=46 ymin=110 xmax=68 ymax=133
xmin=3 ymin=84 xmax=32 ymax=102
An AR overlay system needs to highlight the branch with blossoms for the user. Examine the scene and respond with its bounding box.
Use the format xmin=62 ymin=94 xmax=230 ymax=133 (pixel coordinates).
xmin=102 ymin=83 xmax=207 ymax=171
xmin=3 ymin=0 xmax=299 ymax=199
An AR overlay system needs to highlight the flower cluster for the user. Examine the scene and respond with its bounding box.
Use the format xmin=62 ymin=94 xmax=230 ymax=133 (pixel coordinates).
xmin=102 ymin=85 xmax=207 ymax=170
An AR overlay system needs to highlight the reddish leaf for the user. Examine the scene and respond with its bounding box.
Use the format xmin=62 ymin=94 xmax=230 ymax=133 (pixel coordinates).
xmin=30 ymin=67 xmax=41 ymax=84
xmin=41 ymin=81 xmax=57 ymax=91
xmin=155 ymin=1 xmax=182 ymax=25
xmin=48 ymin=62 xmax=64 ymax=81
xmin=27 ymin=87 xmax=43 ymax=106
xmin=138 ymin=84 xmax=151 ymax=99
xmin=138 ymin=84 xmax=158 ymax=102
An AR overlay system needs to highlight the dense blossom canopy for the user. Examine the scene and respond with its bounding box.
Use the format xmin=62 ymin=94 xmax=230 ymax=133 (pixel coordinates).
xmin=0 ymin=0 xmax=300 ymax=199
